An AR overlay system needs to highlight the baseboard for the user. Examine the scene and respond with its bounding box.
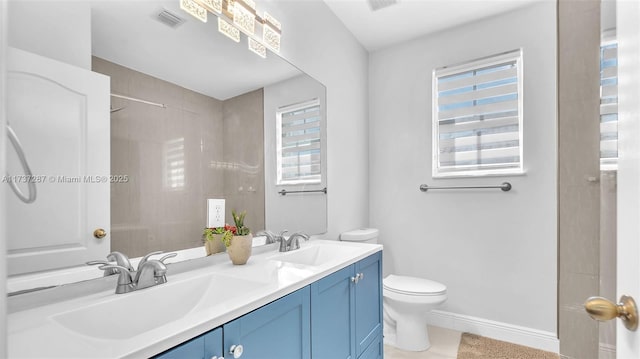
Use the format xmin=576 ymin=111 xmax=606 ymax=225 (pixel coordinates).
xmin=427 ymin=310 xmax=560 ymax=353
xmin=599 ymin=342 xmax=616 ymax=359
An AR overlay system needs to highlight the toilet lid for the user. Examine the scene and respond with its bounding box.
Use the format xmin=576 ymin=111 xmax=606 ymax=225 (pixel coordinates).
xmin=383 ymin=275 xmax=447 ymax=296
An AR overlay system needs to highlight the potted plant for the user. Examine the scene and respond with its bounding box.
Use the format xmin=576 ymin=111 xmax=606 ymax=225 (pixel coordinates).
xmin=203 ymin=226 xmax=232 ymax=256
xmin=226 ymin=210 xmax=253 ymax=265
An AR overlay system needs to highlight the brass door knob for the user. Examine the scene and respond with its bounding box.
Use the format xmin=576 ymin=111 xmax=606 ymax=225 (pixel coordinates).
xmin=93 ymin=228 xmax=107 ymax=239
xmin=584 ymin=295 xmax=638 ymax=331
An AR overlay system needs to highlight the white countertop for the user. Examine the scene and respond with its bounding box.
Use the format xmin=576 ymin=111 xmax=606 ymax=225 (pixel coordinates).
xmin=8 ymin=239 xmax=382 ymax=358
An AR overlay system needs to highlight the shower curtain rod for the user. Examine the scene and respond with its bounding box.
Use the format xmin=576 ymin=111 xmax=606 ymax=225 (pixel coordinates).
xmin=110 ymin=93 xmax=167 ymax=109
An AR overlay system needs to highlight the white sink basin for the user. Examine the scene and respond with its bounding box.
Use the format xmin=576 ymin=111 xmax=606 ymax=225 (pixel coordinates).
xmin=51 ymin=273 xmax=263 ymax=340
xmin=270 ymin=243 xmax=362 ymax=266
xmin=9 ymin=240 xmax=383 ymax=358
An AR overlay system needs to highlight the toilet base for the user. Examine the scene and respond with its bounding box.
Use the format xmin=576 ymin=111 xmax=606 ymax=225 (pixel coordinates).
xmin=383 ymin=313 xmax=432 ymax=351
xmin=397 ymin=317 xmax=431 ymax=351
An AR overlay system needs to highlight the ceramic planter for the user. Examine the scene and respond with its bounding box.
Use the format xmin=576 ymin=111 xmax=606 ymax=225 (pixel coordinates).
xmin=227 ymin=233 xmax=253 ymax=265
xmin=204 ymin=233 xmax=226 ymax=256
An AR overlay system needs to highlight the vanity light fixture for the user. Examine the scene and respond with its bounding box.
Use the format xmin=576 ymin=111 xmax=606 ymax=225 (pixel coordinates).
xmin=262 ymin=12 xmax=281 ymax=53
xmin=218 ymin=17 xmax=241 ymax=42
xmin=233 ymin=0 xmax=256 ymax=35
xmin=248 ymin=37 xmax=266 ymax=58
xmin=180 ymin=0 xmax=207 ymax=22
xmin=196 ymin=0 xmax=222 ymax=14
xmin=182 ymin=0 xmax=282 ymax=57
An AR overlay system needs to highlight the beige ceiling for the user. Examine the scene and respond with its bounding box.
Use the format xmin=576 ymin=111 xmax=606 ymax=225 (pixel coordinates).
xmin=323 ymin=0 xmax=551 ymax=51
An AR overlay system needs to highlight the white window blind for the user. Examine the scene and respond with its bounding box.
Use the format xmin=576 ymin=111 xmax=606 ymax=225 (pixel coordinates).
xmin=164 ymin=137 xmax=185 ymax=190
xmin=276 ymin=99 xmax=321 ymax=185
xmin=432 ymin=50 xmax=524 ymax=177
xmin=600 ymin=41 xmax=618 ymax=170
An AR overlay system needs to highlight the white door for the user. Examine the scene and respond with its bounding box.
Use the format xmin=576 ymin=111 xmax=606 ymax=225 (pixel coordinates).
xmin=615 ymin=0 xmax=640 ymax=357
xmin=5 ymin=47 xmax=110 ymax=275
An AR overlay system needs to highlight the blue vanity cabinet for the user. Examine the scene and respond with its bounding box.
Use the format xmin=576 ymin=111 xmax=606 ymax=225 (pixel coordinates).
xmin=357 ymin=333 xmax=383 ymax=359
xmin=154 ymin=327 xmax=223 ymax=359
xmin=310 ymin=251 xmax=383 ymax=359
xmin=354 ymin=251 xmax=383 ymax=357
xmin=153 ymin=251 xmax=382 ymax=359
xmin=223 ymin=286 xmax=311 ymax=359
xmin=310 ymin=265 xmax=357 ymax=358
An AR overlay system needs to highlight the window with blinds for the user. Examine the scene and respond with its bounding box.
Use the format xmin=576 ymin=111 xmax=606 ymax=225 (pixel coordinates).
xmin=432 ymin=50 xmax=524 ymax=177
xmin=164 ymin=137 xmax=185 ymax=190
xmin=276 ymin=99 xmax=322 ymax=185
xmin=600 ymin=41 xmax=618 ymax=170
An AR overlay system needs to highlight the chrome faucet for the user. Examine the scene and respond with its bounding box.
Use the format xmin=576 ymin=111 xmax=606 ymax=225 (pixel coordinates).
xmin=257 ymin=229 xmax=292 ymax=250
xmin=256 ymin=230 xmax=278 ymax=244
xmin=107 ymin=251 xmax=134 ymax=272
xmin=280 ymin=232 xmax=309 ymax=252
xmin=133 ymin=259 xmax=169 ymax=290
xmin=91 ymin=251 xmax=177 ymax=294
xmin=86 ymin=251 xmax=134 ymax=276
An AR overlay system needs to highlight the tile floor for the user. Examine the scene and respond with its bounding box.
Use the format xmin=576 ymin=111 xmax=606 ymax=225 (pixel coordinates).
xmin=384 ymin=326 xmax=462 ymax=359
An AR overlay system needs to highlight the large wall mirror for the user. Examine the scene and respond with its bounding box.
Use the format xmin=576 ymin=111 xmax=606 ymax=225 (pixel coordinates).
xmin=6 ymin=0 xmax=327 ymax=277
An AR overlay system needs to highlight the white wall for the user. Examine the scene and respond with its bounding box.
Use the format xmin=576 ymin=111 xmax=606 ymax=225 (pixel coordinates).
xmin=264 ymin=75 xmax=328 ymax=234
xmin=369 ymin=1 xmax=557 ymax=341
xmin=260 ymin=0 xmax=369 ymax=240
xmin=0 ymin=1 xmax=8 ymax=355
xmin=8 ymin=0 xmax=91 ymax=70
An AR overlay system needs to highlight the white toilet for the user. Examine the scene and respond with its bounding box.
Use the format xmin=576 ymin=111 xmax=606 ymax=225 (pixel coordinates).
xmin=340 ymin=228 xmax=447 ymax=352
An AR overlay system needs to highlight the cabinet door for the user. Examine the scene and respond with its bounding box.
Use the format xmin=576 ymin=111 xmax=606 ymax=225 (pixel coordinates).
xmin=204 ymin=327 xmax=224 ymax=359
xmin=310 ymin=264 xmax=356 ymax=359
xmin=358 ymin=334 xmax=383 ymax=359
xmin=354 ymin=252 xmax=383 ymax=357
xmin=224 ymin=286 xmax=311 ymax=359
xmin=154 ymin=327 xmax=222 ymax=359
xmin=154 ymin=336 xmax=205 ymax=359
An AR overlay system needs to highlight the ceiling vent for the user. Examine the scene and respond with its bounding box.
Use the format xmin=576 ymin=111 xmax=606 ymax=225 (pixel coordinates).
xmin=155 ymin=8 xmax=186 ymax=28
xmin=368 ymin=0 xmax=399 ymax=11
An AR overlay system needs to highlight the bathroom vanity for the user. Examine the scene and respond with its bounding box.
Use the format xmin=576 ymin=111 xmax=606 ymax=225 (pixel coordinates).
xmin=8 ymin=240 xmax=382 ymax=358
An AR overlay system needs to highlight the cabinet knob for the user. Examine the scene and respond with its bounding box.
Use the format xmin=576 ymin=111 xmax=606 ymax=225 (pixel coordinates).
xmin=229 ymin=344 xmax=244 ymax=358
xmin=351 ymin=273 xmax=364 ymax=284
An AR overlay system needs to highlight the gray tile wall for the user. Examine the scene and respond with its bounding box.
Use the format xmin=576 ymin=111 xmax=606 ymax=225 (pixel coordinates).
xmin=222 ymin=89 xmax=265 ymax=234
xmin=558 ymin=1 xmax=602 ymax=358
xmin=93 ymin=57 xmax=264 ymax=257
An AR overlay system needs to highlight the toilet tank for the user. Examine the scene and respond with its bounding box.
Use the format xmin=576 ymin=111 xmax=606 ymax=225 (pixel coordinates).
xmin=340 ymin=228 xmax=379 ymax=244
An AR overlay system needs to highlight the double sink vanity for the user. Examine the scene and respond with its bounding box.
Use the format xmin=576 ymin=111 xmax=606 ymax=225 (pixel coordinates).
xmin=8 ymin=240 xmax=383 ymax=358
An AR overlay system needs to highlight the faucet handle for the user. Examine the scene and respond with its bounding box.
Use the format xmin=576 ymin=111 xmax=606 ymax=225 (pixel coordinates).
xmin=158 ymin=253 xmax=177 ymax=263
xmin=256 ymin=230 xmax=276 ymax=244
xmin=137 ymin=251 xmax=163 ymax=271
xmin=107 ymin=251 xmax=134 ymax=272
xmin=290 ymin=232 xmax=309 ymax=240
xmin=288 ymin=232 xmax=309 ymax=251
xmin=141 ymin=250 xmax=163 ymax=261
xmin=87 ymin=260 xmax=118 ymax=276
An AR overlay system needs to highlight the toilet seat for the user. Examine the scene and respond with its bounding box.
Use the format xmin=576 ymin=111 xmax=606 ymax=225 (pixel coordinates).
xmin=383 ymin=275 xmax=447 ymax=296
